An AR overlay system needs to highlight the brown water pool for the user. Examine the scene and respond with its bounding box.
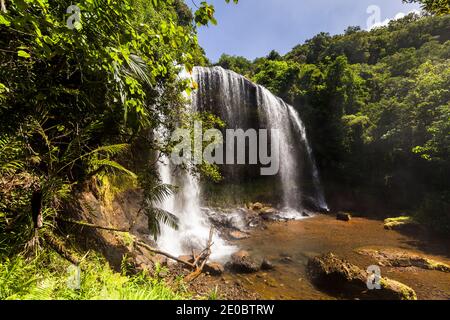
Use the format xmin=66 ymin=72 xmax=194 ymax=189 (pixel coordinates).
xmin=224 ymin=215 xmax=450 ymax=300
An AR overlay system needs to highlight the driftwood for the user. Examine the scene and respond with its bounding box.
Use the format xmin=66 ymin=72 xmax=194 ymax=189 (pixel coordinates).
xmin=135 ymin=240 xmax=195 ymax=268
xmin=135 ymin=228 xmax=215 ymax=282
xmin=184 ymin=228 xmax=214 ymax=282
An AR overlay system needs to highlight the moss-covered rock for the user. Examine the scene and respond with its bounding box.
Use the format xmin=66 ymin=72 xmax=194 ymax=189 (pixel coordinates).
xmin=357 ymin=248 xmax=450 ymax=273
xmin=379 ymin=278 xmax=417 ymax=300
xmin=384 ymin=216 xmax=419 ymax=231
xmin=307 ymin=253 xmax=417 ymax=300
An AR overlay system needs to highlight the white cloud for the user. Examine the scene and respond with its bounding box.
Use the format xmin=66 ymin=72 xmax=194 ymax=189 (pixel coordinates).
xmin=367 ymin=8 xmax=421 ymax=30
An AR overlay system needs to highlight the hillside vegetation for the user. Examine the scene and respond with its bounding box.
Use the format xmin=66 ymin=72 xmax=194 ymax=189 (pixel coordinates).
xmin=217 ymin=13 xmax=450 ymax=233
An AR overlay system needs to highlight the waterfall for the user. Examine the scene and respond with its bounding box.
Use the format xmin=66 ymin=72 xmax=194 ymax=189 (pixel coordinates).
xmin=192 ymin=66 xmax=328 ymax=214
xmin=287 ymin=106 xmax=329 ymax=211
xmin=156 ymin=66 xmax=327 ymax=260
xmin=156 ymin=68 xmax=237 ymax=262
xmin=157 ymin=155 xmax=237 ymax=262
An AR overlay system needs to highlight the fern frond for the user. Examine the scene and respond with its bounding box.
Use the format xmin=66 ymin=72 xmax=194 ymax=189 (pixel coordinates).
xmin=89 ymin=144 xmax=130 ymax=157
xmin=89 ymin=159 xmax=137 ymax=179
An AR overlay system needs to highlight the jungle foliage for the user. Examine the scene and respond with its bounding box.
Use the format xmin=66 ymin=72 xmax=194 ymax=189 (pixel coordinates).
xmin=217 ymin=13 xmax=450 ymax=233
xmin=0 ymin=0 xmax=236 ymax=292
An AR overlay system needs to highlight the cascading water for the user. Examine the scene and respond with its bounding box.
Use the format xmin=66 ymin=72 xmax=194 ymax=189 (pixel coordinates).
xmin=156 ymin=68 xmax=237 ymax=261
xmin=287 ymin=107 xmax=329 ymax=211
xmin=193 ymin=66 xmax=328 ymax=214
xmin=157 ymin=155 xmax=237 ymax=262
xmin=156 ymin=66 xmax=327 ymax=260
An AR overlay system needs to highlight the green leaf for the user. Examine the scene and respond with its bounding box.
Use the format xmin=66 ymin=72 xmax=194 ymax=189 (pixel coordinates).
xmin=17 ymin=50 xmax=31 ymax=59
xmin=0 ymin=15 xmax=11 ymax=26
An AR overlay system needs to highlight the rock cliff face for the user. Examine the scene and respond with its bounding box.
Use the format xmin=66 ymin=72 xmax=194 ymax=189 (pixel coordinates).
xmin=63 ymin=179 xmax=156 ymax=271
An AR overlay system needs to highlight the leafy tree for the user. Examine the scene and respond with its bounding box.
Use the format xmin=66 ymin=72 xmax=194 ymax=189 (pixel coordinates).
xmin=216 ymin=54 xmax=253 ymax=76
xmin=0 ymin=0 xmax=238 ymax=254
xmin=403 ymin=0 xmax=450 ymax=15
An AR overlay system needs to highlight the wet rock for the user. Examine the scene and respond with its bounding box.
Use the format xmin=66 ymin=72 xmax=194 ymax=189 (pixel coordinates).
xmin=204 ymin=262 xmax=225 ymax=276
xmin=247 ymin=216 xmax=264 ymax=228
xmin=225 ymin=250 xmax=260 ymax=274
xmin=261 ymin=258 xmax=275 ymax=270
xmin=280 ymin=256 xmax=293 ymax=264
xmin=260 ymin=207 xmax=278 ymax=215
xmin=229 ymin=230 xmax=250 ymax=240
xmin=251 ymin=202 xmax=264 ymax=211
xmin=247 ymin=202 xmax=278 ymax=215
xmin=307 ymin=253 xmax=417 ymax=300
xmin=206 ymin=209 xmax=246 ymax=231
xmin=358 ymin=248 xmax=450 ymax=273
xmin=302 ymin=211 xmax=310 ymax=217
xmin=336 ymin=212 xmax=351 ymax=222
xmin=260 ymin=212 xmax=275 ymax=221
xmin=383 ymin=216 xmax=420 ymax=232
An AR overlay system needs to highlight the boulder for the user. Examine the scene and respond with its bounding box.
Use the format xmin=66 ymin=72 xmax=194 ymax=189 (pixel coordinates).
xmin=280 ymin=256 xmax=293 ymax=263
xmin=260 ymin=213 xmax=275 ymax=221
xmin=336 ymin=212 xmax=351 ymax=222
xmin=229 ymin=230 xmax=250 ymax=240
xmin=383 ymin=216 xmax=420 ymax=232
xmin=204 ymin=262 xmax=225 ymax=276
xmin=251 ymin=202 xmax=264 ymax=211
xmin=302 ymin=211 xmax=310 ymax=217
xmin=358 ymin=248 xmax=450 ymax=273
xmin=307 ymin=253 xmax=417 ymax=300
xmin=261 ymin=258 xmax=275 ymax=270
xmin=225 ymin=250 xmax=260 ymax=274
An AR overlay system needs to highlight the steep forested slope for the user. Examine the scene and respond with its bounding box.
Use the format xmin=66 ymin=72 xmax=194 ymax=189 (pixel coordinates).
xmin=217 ymin=13 xmax=450 ymax=232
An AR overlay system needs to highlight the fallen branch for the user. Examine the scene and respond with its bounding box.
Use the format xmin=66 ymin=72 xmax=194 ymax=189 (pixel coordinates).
xmin=56 ymin=218 xmax=130 ymax=233
xmin=42 ymin=230 xmax=81 ymax=266
xmin=55 ymin=217 xmax=217 ymax=281
xmin=184 ymin=227 xmax=214 ymax=282
xmin=135 ymin=240 xmax=195 ymax=269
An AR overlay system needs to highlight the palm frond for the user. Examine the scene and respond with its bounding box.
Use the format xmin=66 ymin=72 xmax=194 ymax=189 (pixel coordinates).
xmin=146 ymin=183 xmax=177 ymax=204
xmin=123 ymin=54 xmax=154 ymax=88
xmin=62 ymin=120 xmax=103 ymax=163
xmin=143 ymin=205 xmax=179 ymax=240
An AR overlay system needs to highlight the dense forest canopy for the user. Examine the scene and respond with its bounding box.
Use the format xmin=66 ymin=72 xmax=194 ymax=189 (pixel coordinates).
xmin=216 ymin=12 xmax=450 ymax=233
xmin=0 ymin=0 xmax=238 ymax=257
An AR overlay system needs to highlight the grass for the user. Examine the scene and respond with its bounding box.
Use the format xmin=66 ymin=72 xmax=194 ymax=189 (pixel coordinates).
xmin=207 ymin=285 xmax=220 ymax=300
xmin=0 ymin=251 xmax=190 ymax=300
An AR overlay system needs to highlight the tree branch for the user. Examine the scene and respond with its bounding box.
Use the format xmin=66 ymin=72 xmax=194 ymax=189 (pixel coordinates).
xmin=56 ymin=218 xmax=130 ymax=233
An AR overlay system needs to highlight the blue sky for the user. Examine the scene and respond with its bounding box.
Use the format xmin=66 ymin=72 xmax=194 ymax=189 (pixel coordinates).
xmin=188 ymin=0 xmax=421 ymax=62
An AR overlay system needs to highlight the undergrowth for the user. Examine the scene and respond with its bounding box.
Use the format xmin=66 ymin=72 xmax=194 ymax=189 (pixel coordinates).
xmin=0 ymin=251 xmax=190 ymax=300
